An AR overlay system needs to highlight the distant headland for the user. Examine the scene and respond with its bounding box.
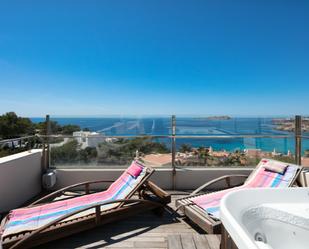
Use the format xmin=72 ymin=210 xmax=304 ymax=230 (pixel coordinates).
xmin=273 ymin=117 xmax=309 ymax=132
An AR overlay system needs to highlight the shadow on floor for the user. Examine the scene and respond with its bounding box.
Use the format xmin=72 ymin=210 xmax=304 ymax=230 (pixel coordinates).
xmin=33 ymin=206 xmax=188 ymax=249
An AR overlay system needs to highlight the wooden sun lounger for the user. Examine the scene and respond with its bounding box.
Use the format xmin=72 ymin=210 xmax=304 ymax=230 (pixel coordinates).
xmin=176 ymin=159 xmax=303 ymax=234
xmin=1 ymin=164 xmax=170 ymax=249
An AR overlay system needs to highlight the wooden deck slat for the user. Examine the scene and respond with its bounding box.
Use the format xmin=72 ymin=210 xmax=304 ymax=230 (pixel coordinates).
xmin=167 ymin=235 xmax=182 ymax=249
xmin=167 ymin=234 xmax=220 ymax=249
xmin=134 ymin=241 xmax=167 ymax=248
xmin=205 ymin=235 xmax=221 ymax=248
xmin=180 ymin=234 xmax=196 ymax=249
xmin=193 ymin=234 xmax=211 ymax=249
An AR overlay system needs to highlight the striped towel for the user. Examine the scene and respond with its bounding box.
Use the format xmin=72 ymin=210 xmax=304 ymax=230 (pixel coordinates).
xmin=190 ymin=159 xmax=300 ymax=220
xmin=2 ymin=161 xmax=147 ymax=237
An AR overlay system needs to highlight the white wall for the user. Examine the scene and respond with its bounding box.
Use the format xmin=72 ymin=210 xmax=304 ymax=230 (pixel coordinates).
xmin=54 ymin=167 xmax=253 ymax=191
xmin=0 ymin=148 xmax=253 ymax=214
xmin=0 ymin=150 xmax=42 ymax=213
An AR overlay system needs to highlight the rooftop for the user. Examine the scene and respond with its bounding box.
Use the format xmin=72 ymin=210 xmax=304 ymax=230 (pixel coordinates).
xmin=0 ymin=115 xmax=308 ymax=249
xmin=1 ymin=148 xmax=308 ymax=249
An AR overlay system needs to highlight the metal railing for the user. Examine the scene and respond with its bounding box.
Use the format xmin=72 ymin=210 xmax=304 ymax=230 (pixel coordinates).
xmin=0 ymin=135 xmax=36 ymax=144
xmin=0 ymin=115 xmax=307 ymax=167
xmin=42 ymin=114 xmax=305 ymax=157
xmin=0 ymin=115 xmax=308 ymax=190
xmin=295 ymin=115 xmax=302 ymax=165
xmin=0 ymin=135 xmax=38 ymax=150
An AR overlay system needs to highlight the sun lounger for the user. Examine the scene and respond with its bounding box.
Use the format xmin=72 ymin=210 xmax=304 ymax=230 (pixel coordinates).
xmin=0 ymin=160 xmax=170 ymax=249
xmin=176 ymin=158 xmax=302 ymax=234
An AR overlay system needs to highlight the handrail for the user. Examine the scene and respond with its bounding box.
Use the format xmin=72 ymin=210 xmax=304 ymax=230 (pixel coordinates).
xmin=0 ymin=135 xmax=37 ymax=144
xmin=29 ymin=180 xmax=115 ymax=206
xmin=190 ymin=174 xmax=249 ymax=196
xmin=0 ymin=133 xmax=296 ymax=144
xmin=36 ymin=134 xmax=294 ymax=139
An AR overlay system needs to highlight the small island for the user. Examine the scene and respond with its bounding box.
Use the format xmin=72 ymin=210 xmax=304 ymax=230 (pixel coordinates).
xmin=206 ymin=116 xmax=232 ymax=120
xmin=193 ymin=116 xmax=232 ymax=121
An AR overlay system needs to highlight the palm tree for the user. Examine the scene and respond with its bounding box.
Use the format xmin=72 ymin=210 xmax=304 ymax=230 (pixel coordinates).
xmin=179 ymin=144 xmax=192 ymax=153
xmin=226 ymin=150 xmax=247 ymax=166
xmin=197 ymin=146 xmax=211 ymax=166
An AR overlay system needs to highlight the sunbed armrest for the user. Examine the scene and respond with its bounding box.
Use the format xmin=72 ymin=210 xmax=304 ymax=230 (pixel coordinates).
xmin=29 ymin=180 xmax=115 ymax=206
xmin=191 ymin=174 xmax=248 ymax=196
xmin=145 ymin=180 xmax=171 ymax=203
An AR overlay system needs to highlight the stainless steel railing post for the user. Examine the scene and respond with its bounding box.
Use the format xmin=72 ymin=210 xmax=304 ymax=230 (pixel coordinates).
xmin=295 ymin=115 xmax=302 ymax=165
xmin=46 ymin=114 xmax=51 ymax=171
xmin=171 ymin=115 xmax=176 ymax=190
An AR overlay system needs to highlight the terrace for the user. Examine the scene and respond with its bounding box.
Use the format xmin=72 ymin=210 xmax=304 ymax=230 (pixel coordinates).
xmin=0 ymin=115 xmax=308 ymax=249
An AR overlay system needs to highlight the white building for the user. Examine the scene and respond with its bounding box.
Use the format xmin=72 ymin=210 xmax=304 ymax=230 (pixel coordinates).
xmin=244 ymin=148 xmax=262 ymax=157
xmin=73 ymin=131 xmax=107 ymax=148
xmin=73 ymin=131 xmax=90 ymax=144
xmin=271 ymin=148 xmax=282 ymax=157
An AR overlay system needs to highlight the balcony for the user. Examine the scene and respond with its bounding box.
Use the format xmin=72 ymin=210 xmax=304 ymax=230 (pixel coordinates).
xmin=0 ymin=115 xmax=308 ymax=249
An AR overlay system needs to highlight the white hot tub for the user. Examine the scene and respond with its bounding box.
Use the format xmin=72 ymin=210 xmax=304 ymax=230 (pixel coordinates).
xmin=220 ymin=188 xmax=309 ymax=249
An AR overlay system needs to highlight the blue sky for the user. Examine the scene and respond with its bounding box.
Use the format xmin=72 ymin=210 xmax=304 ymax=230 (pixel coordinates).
xmin=0 ymin=0 xmax=308 ymax=117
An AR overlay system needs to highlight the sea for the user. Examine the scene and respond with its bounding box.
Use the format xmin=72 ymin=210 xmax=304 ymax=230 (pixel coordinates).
xmin=31 ymin=117 xmax=309 ymax=154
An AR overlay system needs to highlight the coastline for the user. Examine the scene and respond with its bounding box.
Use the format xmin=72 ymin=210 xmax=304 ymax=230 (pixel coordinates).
xmin=30 ymin=117 xmax=309 ymax=154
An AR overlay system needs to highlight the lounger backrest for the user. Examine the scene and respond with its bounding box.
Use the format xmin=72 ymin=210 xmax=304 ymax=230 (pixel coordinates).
xmin=103 ymin=160 xmax=149 ymax=200
xmin=245 ymin=158 xmax=301 ymax=188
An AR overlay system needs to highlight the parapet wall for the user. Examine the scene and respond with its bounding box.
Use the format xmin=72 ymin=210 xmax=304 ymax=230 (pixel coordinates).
xmin=0 ymin=150 xmax=42 ymax=213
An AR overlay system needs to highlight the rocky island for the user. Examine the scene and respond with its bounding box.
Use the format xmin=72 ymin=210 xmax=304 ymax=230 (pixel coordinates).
xmin=207 ymin=116 xmax=232 ymax=120
xmin=194 ymin=116 xmax=232 ymax=121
